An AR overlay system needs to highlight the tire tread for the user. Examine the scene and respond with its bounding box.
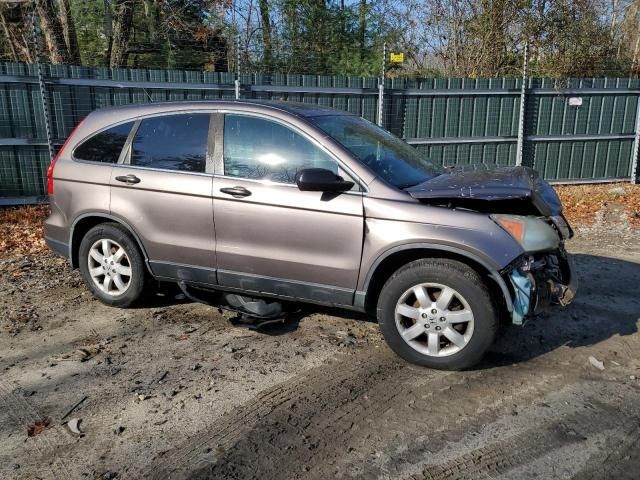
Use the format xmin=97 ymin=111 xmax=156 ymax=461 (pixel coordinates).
xmin=376 ymin=258 xmax=498 ymax=370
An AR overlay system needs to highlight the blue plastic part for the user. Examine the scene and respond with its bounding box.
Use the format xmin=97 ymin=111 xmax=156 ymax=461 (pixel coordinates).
xmin=510 ymin=270 xmax=532 ymax=326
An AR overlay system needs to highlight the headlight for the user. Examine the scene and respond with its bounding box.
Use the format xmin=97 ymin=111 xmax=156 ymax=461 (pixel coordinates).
xmin=491 ymin=214 xmax=560 ymax=252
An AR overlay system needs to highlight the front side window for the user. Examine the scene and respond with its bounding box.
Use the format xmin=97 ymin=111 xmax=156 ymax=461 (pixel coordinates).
xmin=311 ymin=115 xmax=443 ymax=189
xmin=130 ymin=113 xmax=210 ymax=173
xmin=223 ymin=114 xmax=338 ymax=184
xmin=73 ymin=121 xmax=134 ymax=163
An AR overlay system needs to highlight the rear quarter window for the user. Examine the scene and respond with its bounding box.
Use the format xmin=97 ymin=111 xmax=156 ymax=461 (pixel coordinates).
xmin=73 ymin=121 xmax=134 ymax=163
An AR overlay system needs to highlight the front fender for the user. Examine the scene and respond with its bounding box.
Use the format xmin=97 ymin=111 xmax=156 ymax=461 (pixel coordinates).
xmin=357 ymin=198 xmax=525 ymax=313
xmin=355 ymin=240 xmax=515 ymax=314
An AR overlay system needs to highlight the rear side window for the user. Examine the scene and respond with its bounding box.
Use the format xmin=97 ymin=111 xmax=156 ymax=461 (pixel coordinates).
xmin=73 ymin=121 xmax=134 ymax=163
xmin=130 ymin=114 xmax=210 ymax=173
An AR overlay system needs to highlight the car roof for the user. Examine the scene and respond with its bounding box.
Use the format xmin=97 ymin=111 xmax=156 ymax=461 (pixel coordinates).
xmin=90 ymin=99 xmax=354 ymax=120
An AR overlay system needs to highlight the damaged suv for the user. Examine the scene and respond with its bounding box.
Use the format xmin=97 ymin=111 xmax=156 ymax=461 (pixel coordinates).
xmin=44 ymin=100 xmax=576 ymax=370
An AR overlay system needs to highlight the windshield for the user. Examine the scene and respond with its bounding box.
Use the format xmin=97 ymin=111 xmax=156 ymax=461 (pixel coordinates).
xmin=311 ymin=115 xmax=443 ymax=188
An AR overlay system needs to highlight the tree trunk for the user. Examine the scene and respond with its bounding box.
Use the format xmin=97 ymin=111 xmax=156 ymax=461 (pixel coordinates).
xmin=632 ymin=32 xmax=640 ymax=74
xmin=487 ymin=0 xmax=507 ymax=75
xmin=110 ymin=0 xmax=134 ymax=68
xmin=258 ymin=0 xmax=273 ymax=70
xmin=58 ymin=0 xmax=80 ymax=64
xmin=359 ymin=0 xmax=366 ymax=61
xmin=104 ymin=0 xmax=113 ymax=64
xmin=35 ymin=0 xmax=71 ymax=63
xmin=143 ymin=0 xmax=157 ymax=40
xmin=610 ymin=0 xmax=618 ymax=34
xmin=0 ymin=6 xmax=20 ymax=62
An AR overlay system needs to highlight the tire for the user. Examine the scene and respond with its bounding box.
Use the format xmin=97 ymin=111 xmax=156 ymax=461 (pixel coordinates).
xmin=78 ymin=222 xmax=146 ymax=308
xmin=377 ymin=259 xmax=498 ymax=370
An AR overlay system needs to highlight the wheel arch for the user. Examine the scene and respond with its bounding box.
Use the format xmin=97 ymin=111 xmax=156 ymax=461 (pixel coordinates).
xmin=70 ymin=213 xmax=151 ymax=272
xmin=359 ymin=244 xmax=514 ymax=317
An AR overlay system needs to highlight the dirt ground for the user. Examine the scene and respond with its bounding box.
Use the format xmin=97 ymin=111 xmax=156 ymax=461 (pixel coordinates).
xmin=1 ymin=213 xmax=640 ymax=479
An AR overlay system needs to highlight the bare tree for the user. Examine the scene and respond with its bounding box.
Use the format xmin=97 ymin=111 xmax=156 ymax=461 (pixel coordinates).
xmin=359 ymin=0 xmax=367 ymax=60
xmin=258 ymin=0 xmax=273 ymax=69
xmin=58 ymin=0 xmax=80 ymax=63
xmin=110 ymin=0 xmax=134 ymax=67
xmin=35 ymin=0 xmax=72 ymax=63
xmin=0 ymin=5 xmax=20 ymax=62
xmin=104 ymin=0 xmax=113 ymax=62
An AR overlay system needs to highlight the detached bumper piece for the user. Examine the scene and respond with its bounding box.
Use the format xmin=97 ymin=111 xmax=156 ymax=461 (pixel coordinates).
xmin=506 ymin=249 xmax=577 ymax=325
xmin=176 ymin=281 xmax=289 ymax=329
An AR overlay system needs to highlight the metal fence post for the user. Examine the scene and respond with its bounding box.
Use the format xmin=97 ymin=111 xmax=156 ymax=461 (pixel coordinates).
xmin=235 ymin=34 xmax=241 ymax=100
xmin=515 ymin=43 xmax=528 ymax=167
xmin=31 ymin=10 xmax=54 ymax=162
xmin=631 ymin=92 xmax=640 ymax=184
xmin=377 ymin=42 xmax=386 ymax=127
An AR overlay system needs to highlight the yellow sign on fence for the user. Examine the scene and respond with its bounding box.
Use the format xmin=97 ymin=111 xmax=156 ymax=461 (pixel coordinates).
xmin=389 ymin=52 xmax=404 ymax=63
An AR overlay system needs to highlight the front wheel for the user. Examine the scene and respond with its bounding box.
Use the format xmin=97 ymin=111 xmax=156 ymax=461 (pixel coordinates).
xmin=377 ymin=259 xmax=498 ymax=370
xmin=78 ymin=223 xmax=146 ymax=308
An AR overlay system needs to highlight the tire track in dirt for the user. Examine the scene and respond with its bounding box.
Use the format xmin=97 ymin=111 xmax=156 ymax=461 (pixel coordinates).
xmin=568 ymin=421 xmax=640 ymax=480
xmin=0 ymin=381 xmax=76 ymax=479
xmin=405 ymin=397 xmax=635 ymax=480
xmin=138 ymin=350 xmax=407 ymax=479
xmin=161 ymin=354 xmax=572 ymax=480
xmin=209 ymin=365 xmax=563 ymax=480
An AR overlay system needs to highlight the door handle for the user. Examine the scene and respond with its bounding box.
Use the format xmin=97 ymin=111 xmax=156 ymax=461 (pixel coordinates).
xmin=115 ymin=174 xmax=141 ymax=185
xmin=220 ymin=186 xmax=252 ymax=197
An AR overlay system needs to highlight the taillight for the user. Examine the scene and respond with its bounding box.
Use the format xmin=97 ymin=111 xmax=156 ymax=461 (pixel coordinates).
xmin=47 ymin=119 xmax=84 ymax=195
xmin=46 ymin=156 xmax=58 ymax=195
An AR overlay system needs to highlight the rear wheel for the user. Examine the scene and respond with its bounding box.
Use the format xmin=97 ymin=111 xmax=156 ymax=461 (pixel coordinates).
xmin=79 ymin=223 xmax=146 ymax=307
xmin=377 ymin=259 xmax=498 ymax=370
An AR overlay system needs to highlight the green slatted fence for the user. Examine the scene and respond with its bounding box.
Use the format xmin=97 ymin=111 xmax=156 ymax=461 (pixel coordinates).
xmin=1 ymin=61 xmax=639 ymax=203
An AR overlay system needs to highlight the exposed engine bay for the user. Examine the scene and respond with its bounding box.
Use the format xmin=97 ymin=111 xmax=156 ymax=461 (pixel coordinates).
xmin=504 ymin=248 xmax=577 ymax=325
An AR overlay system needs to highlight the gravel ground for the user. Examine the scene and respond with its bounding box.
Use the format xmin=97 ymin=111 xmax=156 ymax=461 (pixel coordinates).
xmin=1 ymin=217 xmax=639 ymax=479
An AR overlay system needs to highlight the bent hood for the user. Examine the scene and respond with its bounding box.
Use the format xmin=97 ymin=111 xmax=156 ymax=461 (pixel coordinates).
xmin=406 ymin=165 xmax=563 ymax=217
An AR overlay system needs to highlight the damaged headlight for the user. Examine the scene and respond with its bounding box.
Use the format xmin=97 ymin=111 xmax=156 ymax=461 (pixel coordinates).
xmin=491 ymin=214 xmax=560 ymax=252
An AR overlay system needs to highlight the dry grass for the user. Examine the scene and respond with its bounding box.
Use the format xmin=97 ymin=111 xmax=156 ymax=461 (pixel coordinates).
xmin=555 ymin=183 xmax=640 ymax=226
xmin=1 ymin=184 xmax=639 ymax=257
xmin=0 ymin=205 xmax=48 ymax=256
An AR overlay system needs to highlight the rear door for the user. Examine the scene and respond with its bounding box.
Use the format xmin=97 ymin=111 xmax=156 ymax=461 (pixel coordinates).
xmin=109 ymin=112 xmax=216 ymax=284
xmin=212 ymin=113 xmax=364 ymax=305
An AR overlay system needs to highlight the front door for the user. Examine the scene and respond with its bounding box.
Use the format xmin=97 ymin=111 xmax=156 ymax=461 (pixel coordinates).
xmin=212 ymin=113 xmax=364 ymax=306
xmin=109 ymin=112 xmax=216 ymax=284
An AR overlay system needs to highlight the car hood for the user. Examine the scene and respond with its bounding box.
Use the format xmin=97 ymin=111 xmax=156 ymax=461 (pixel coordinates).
xmin=406 ymin=165 xmax=563 ymax=217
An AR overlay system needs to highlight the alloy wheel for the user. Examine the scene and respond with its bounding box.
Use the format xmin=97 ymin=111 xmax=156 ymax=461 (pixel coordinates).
xmin=394 ymin=283 xmax=475 ymax=357
xmin=87 ymin=238 xmax=132 ymax=296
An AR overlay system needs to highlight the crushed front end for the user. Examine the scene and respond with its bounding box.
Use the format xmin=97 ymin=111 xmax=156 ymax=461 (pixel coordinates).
xmin=505 ymin=247 xmax=577 ymax=325
xmin=497 ymin=213 xmax=577 ymax=325
xmin=405 ymin=164 xmax=578 ymax=324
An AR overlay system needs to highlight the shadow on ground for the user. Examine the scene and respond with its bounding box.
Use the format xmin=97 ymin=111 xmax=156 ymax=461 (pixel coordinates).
xmin=135 ymin=253 xmax=639 ymax=364
xmin=180 ymin=254 xmax=640 ymax=480
xmin=486 ymin=253 xmax=639 ymax=366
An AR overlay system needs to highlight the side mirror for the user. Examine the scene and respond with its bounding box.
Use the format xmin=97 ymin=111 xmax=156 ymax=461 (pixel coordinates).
xmin=295 ymin=168 xmax=354 ymax=192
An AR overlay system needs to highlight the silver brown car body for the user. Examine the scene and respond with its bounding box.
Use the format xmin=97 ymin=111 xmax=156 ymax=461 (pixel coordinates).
xmin=45 ymin=100 xmax=577 ymax=369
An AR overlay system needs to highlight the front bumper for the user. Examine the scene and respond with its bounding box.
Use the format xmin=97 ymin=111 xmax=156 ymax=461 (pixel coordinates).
xmin=506 ymin=248 xmax=577 ymax=325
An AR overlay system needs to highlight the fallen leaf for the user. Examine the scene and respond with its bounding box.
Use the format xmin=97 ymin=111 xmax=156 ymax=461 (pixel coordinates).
xmin=27 ymin=418 xmax=50 ymax=437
